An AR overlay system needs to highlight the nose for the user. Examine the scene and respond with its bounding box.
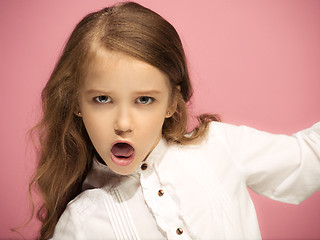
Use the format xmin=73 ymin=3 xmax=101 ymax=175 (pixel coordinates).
xmin=114 ymin=104 xmax=133 ymax=136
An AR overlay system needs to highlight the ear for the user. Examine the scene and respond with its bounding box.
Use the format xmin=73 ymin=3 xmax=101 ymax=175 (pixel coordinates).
xmin=73 ymin=100 xmax=83 ymax=117
xmin=166 ymin=85 xmax=180 ymax=118
xmin=73 ymin=103 xmax=82 ymax=117
xmin=166 ymin=100 xmax=177 ymax=118
xmin=74 ymin=109 xmax=82 ymax=117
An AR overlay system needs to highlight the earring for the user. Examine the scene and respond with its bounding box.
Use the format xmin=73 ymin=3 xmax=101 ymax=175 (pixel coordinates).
xmin=166 ymin=111 xmax=171 ymax=117
xmin=77 ymin=111 xmax=82 ymax=116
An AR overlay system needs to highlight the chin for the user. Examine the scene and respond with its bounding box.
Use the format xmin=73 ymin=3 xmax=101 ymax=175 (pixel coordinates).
xmin=110 ymin=164 xmax=137 ymax=175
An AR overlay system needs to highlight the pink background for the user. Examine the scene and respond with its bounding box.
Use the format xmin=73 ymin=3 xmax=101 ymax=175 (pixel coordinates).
xmin=1 ymin=0 xmax=319 ymax=239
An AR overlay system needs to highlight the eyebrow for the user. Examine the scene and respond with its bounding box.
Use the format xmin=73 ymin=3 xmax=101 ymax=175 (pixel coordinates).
xmin=85 ymin=89 xmax=162 ymax=95
xmin=133 ymin=90 xmax=162 ymax=95
xmin=85 ymin=89 xmax=110 ymax=95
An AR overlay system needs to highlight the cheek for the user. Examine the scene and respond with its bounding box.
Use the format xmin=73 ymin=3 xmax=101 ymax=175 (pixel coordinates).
xmin=82 ymin=114 xmax=112 ymax=148
xmin=135 ymin=111 xmax=165 ymax=135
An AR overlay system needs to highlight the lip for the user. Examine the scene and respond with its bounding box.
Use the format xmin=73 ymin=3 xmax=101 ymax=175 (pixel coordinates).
xmin=110 ymin=140 xmax=135 ymax=167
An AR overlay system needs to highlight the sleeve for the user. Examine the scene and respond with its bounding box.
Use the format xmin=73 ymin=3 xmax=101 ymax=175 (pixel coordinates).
xmin=49 ymin=203 xmax=84 ymax=240
xmin=49 ymin=189 xmax=113 ymax=240
xmin=218 ymin=121 xmax=320 ymax=204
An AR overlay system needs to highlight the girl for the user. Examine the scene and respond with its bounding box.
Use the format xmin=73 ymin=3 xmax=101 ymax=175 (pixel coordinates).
xmin=30 ymin=1 xmax=320 ymax=239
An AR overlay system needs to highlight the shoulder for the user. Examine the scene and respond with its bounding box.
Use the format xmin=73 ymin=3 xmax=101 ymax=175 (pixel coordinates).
xmin=67 ymin=188 xmax=106 ymax=215
xmin=206 ymin=121 xmax=274 ymax=145
xmin=187 ymin=121 xmax=234 ymax=148
xmin=165 ymin=121 xmax=232 ymax=158
xmin=163 ymin=121 xmax=248 ymax=168
xmin=206 ymin=121 xmax=247 ymax=137
xmin=52 ymin=188 xmax=110 ymax=238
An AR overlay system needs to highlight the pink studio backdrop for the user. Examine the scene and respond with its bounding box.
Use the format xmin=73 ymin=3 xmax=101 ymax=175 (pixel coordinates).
xmin=1 ymin=0 xmax=319 ymax=239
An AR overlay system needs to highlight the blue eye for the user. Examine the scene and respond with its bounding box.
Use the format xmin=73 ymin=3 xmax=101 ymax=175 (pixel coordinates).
xmin=94 ymin=96 xmax=111 ymax=104
xmin=137 ymin=96 xmax=154 ymax=105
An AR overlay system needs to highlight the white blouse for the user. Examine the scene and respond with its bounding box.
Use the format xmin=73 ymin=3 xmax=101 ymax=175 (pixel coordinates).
xmin=51 ymin=121 xmax=320 ymax=240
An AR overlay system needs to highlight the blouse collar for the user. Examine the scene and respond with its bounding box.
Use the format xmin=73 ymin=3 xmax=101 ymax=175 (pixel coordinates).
xmin=130 ymin=137 xmax=168 ymax=176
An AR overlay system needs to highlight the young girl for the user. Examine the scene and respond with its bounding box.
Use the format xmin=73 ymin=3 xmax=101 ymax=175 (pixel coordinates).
xmin=31 ymin=2 xmax=320 ymax=239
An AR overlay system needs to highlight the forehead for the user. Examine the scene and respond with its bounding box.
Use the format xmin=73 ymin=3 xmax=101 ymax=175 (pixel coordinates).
xmin=83 ymin=48 xmax=171 ymax=91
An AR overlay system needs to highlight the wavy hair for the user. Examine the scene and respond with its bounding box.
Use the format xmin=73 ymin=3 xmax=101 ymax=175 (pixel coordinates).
xmin=30 ymin=2 xmax=219 ymax=239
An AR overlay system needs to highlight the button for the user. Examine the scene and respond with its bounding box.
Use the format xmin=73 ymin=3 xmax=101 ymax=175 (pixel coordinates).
xmin=158 ymin=189 xmax=164 ymax=196
xmin=176 ymin=228 xmax=183 ymax=235
xmin=141 ymin=163 xmax=148 ymax=170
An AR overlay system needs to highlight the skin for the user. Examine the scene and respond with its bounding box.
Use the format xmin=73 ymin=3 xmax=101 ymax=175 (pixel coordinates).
xmin=78 ymin=48 xmax=176 ymax=175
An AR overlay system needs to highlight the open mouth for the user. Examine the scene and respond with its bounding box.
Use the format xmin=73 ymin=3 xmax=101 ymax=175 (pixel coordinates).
xmin=110 ymin=142 xmax=135 ymax=166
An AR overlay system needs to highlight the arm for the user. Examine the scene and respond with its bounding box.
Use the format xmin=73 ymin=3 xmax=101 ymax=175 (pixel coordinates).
xmin=49 ymin=202 xmax=83 ymax=240
xmin=219 ymin=121 xmax=320 ymax=204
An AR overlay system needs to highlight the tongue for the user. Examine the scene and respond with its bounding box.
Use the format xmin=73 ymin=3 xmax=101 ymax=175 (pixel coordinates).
xmin=111 ymin=143 xmax=134 ymax=158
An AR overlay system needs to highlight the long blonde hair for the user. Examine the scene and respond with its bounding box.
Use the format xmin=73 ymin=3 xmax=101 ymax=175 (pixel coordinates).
xmin=30 ymin=2 xmax=219 ymax=239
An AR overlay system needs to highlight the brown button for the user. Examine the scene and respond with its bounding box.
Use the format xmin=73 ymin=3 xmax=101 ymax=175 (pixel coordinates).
xmin=176 ymin=228 xmax=183 ymax=235
xmin=158 ymin=189 xmax=164 ymax=196
xmin=141 ymin=163 xmax=148 ymax=170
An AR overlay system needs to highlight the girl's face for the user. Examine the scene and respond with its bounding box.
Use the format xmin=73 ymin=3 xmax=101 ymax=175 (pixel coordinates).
xmin=79 ymin=49 xmax=174 ymax=175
